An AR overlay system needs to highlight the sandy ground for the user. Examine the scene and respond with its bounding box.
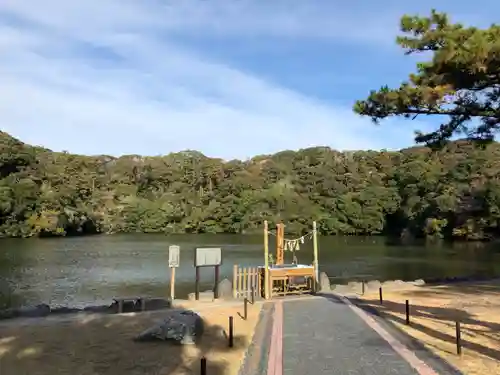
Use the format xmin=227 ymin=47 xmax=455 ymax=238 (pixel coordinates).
xmin=0 ymin=300 xmax=262 ymax=375
xmin=357 ymin=281 xmax=500 ymax=375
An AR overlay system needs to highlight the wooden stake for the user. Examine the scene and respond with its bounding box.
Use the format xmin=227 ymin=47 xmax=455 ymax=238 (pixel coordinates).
xmin=379 ymin=287 xmax=383 ymax=304
xmin=244 ymin=297 xmax=248 ymax=320
xmin=264 ymin=220 xmax=270 ymax=300
xmin=228 ymin=316 xmax=234 ymax=347
xmin=232 ymin=264 xmax=238 ymax=299
xmin=195 ymin=266 xmax=200 ymax=301
xmin=312 ymin=221 xmax=319 ymax=291
xmin=405 ymin=300 xmax=410 ymax=325
xmin=214 ymin=265 xmax=220 ymax=299
xmin=200 ymin=357 xmax=207 ymax=375
xmin=456 ymin=321 xmax=462 ymax=355
xmin=170 ymin=267 xmax=176 ymax=301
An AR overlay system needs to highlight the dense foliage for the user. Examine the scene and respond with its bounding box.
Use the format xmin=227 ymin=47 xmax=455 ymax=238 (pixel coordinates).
xmin=2 ymin=131 xmax=500 ymax=240
xmin=354 ymin=10 xmax=500 ymax=147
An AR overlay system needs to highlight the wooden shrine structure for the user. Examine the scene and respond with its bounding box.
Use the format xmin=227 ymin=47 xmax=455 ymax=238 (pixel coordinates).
xmin=232 ymin=220 xmax=319 ymax=300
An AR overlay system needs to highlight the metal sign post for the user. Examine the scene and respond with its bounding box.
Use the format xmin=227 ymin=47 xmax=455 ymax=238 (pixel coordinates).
xmin=168 ymin=245 xmax=180 ymax=300
xmin=194 ymin=248 xmax=223 ymax=300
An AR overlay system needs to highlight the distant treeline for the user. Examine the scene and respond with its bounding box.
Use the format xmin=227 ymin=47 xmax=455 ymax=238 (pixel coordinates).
xmin=1 ymin=131 xmax=500 ymax=240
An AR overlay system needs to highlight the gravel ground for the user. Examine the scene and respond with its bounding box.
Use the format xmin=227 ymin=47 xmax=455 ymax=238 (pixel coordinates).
xmin=282 ymin=296 xmax=420 ymax=375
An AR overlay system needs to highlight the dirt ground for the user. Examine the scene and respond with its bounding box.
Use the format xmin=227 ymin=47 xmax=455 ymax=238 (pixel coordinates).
xmin=0 ymin=300 xmax=262 ymax=375
xmin=358 ymin=281 xmax=500 ymax=375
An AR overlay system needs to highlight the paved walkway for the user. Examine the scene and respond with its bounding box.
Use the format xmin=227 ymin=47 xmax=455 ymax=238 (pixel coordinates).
xmin=250 ymin=294 xmax=461 ymax=375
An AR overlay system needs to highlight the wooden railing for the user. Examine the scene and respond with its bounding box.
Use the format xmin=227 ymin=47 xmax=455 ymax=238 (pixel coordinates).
xmin=233 ymin=265 xmax=261 ymax=299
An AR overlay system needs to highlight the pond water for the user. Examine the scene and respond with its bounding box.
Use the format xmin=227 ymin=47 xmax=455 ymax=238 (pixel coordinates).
xmin=1 ymin=234 xmax=499 ymax=309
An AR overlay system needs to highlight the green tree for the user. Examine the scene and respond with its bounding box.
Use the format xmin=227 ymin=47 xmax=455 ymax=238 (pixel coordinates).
xmin=354 ymin=10 xmax=500 ymax=147
xmin=3 ymin=130 xmax=500 ymax=241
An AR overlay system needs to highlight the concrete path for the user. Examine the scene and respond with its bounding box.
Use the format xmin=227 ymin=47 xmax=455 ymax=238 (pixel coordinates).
xmin=262 ymin=295 xmax=458 ymax=375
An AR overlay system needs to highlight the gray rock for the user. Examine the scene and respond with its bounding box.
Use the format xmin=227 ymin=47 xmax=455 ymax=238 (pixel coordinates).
xmin=188 ymin=291 xmax=214 ymax=301
xmin=319 ymin=272 xmax=331 ymax=291
xmin=367 ymin=280 xmax=381 ymax=290
xmin=84 ymin=304 xmax=113 ymax=313
xmin=144 ymin=298 xmax=172 ymax=311
xmin=0 ymin=308 xmax=17 ymax=320
xmin=413 ymin=279 xmax=425 ymax=286
xmin=217 ymin=278 xmax=233 ymax=299
xmin=347 ymin=281 xmax=360 ymax=291
xmin=17 ymin=304 xmax=51 ymax=318
xmin=134 ymin=310 xmax=204 ymax=345
xmin=51 ymin=306 xmax=82 ymax=315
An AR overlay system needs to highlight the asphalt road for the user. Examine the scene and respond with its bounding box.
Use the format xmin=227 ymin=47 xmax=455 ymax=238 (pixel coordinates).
xmin=281 ymin=296 xmax=421 ymax=375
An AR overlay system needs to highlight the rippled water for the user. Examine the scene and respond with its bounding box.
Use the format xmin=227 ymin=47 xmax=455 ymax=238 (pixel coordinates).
xmin=1 ymin=234 xmax=499 ymax=309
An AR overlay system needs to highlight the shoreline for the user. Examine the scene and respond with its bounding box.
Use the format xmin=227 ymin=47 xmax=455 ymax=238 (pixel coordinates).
xmin=3 ymin=274 xmax=500 ymax=324
xmin=2 ymin=231 xmax=498 ymax=242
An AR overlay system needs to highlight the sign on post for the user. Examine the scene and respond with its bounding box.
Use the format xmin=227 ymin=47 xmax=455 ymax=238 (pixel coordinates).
xmin=169 ymin=245 xmax=180 ymax=268
xmin=168 ymin=245 xmax=180 ymax=301
xmin=194 ymin=247 xmax=223 ymax=301
xmin=194 ymin=247 xmax=222 ymax=267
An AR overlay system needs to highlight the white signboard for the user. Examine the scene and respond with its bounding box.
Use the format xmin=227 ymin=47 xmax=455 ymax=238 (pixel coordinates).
xmin=168 ymin=245 xmax=180 ymax=268
xmin=194 ymin=247 xmax=222 ymax=267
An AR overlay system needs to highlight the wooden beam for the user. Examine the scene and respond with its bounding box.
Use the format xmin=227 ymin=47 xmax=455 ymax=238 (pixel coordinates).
xmin=264 ymin=220 xmax=270 ymax=300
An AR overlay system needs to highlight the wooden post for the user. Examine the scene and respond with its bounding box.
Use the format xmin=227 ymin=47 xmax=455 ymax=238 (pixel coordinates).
xmin=405 ymin=300 xmax=410 ymax=325
xmin=243 ymin=297 xmax=248 ymax=320
xmin=170 ymin=267 xmax=176 ymax=301
xmin=200 ymin=357 xmax=207 ymax=375
xmin=214 ymin=265 xmax=220 ymax=299
xmin=251 ymin=285 xmax=255 ymax=304
xmin=312 ymin=221 xmax=319 ymax=291
xmin=195 ymin=266 xmax=200 ymax=301
xmin=379 ymin=287 xmax=383 ymax=304
xmin=456 ymin=321 xmax=462 ymax=355
xmin=264 ymin=220 xmax=270 ymax=300
xmin=276 ymin=223 xmax=284 ymax=265
xmin=232 ymin=264 xmax=238 ymax=298
xmin=228 ymin=316 xmax=234 ymax=347
xmin=362 ymin=280 xmax=365 ymax=295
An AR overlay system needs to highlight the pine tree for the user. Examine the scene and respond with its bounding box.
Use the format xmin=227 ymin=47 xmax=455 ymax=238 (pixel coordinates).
xmin=354 ymin=10 xmax=500 ymax=147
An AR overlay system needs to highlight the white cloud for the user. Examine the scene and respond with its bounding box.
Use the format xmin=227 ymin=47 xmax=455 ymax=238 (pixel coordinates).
xmin=1 ymin=0 xmax=427 ymax=160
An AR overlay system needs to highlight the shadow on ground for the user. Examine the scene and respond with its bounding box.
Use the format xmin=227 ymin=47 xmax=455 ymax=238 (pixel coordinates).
xmin=0 ymin=307 xmax=248 ymax=375
xmin=355 ymin=283 xmax=500 ymax=363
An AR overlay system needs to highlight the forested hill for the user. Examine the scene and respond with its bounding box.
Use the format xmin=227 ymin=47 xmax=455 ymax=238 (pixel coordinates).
xmin=1 ymin=130 xmax=500 ymax=240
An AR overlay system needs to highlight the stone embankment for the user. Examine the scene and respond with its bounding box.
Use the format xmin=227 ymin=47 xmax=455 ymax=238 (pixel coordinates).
xmin=319 ymin=273 xmax=500 ymax=294
xmin=2 ymin=273 xmax=496 ymax=321
xmin=0 ymin=298 xmax=172 ymax=321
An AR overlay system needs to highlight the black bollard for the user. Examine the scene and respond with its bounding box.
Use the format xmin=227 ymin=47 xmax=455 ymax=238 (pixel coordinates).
xmin=405 ymin=300 xmax=410 ymax=325
xmin=244 ymin=297 xmax=248 ymax=320
xmin=456 ymin=321 xmax=462 ymax=355
xmin=228 ymin=316 xmax=234 ymax=348
xmin=379 ymin=287 xmax=383 ymax=304
xmin=200 ymin=357 xmax=207 ymax=375
xmin=195 ymin=266 xmax=200 ymax=301
xmin=362 ymin=281 xmax=365 ymax=295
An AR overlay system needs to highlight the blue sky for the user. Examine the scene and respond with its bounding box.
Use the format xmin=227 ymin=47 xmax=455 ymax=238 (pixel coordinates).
xmin=0 ymin=0 xmax=497 ymax=160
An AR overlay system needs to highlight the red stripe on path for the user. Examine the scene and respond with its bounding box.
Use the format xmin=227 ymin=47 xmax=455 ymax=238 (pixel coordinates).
xmin=267 ymin=300 xmax=283 ymax=375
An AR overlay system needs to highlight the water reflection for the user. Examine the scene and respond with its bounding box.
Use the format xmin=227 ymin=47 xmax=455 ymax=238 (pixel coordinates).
xmin=1 ymin=234 xmax=500 ymax=309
